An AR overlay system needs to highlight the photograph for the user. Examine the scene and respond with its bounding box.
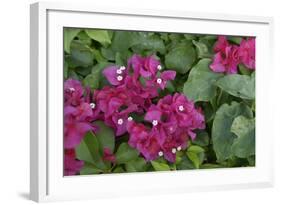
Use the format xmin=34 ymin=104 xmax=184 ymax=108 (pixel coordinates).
xmin=63 ymin=28 xmax=256 ymax=176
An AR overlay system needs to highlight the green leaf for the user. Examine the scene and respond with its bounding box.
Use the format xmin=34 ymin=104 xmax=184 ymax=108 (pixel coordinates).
xmin=67 ymin=70 xmax=80 ymax=80
xmin=201 ymin=35 xmax=217 ymax=41
xmin=216 ymin=90 xmax=236 ymax=108
xmin=85 ymin=29 xmax=111 ymax=46
xmin=186 ymin=152 xmax=200 ymax=169
xmin=115 ymin=143 xmax=139 ymax=164
xmin=165 ymin=42 xmax=196 ymax=74
xmin=77 ymin=31 xmax=92 ymax=46
xmin=175 ymin=152 xmax=183 ymax=165
xmin=111 ymin=31 xmax=137 ymax=52
xmin=101 ymin=47 xmax=115 ymax=61
xmin=216 ymin=73 xmax=255 ymax=100
xmin=202 ymin=102 xmax=215 ymax=123
xmin=131 ymin=32 xmax=166 ymax=54
xmin=176 ymin=155 xmax=195 ymax=170
xmin=64 ymin=28 xmax=81 ymax=53
xmin=183 ymin=58 xmax=223 ymax=102
xmin=192 ymin=131 xmax=209 ymax=147
xmin=92 ymin=48 xmax=106 ymax=63
xmin=166 ymin=81 xmax=176 ymax=93
xmin=83 ymin=73 xmax=99 ymax=89
xmin=75 ymin=66 xmax=92 ymax=77
xmin=200 ymin=163 xmax=223 ymax=169
xmin=247 ymin=155 xmax=255 ymax=166
xmin=186 ymin=145 xmax=205 ymax=169
xmin=91 ymin=61 xmax=111 ymax=73
xmin=239 ymin=64 xmax=252 ymax=75
xmin=212 ymin=102 xmax=253 ymax=161
xmin=198 ymin=152 xmax=205 ymax=165
xmin=231 ymin=116 xmax=255 ymax=158
xmin=79 ymin=162 xmax=103 ymax=175
xmin=188 ymin=145 xmax=205 ymax=153
xmin=228 ymin=36 xmax=242 ymax=44
xmin=113 ymin=166 xmax=125 ymax=173
xmin=151 ymin=161 xmax=170 ymax=171
xmin=184 ymin=34 xmax=196 ymax=40
xmin=70 ymin=41 xmax=94 ymax=67
xmin=91 ymin=63 xmax=113 ymax=89
xmin=160 ymin=33 xmax=169 ymax=42
xmin=94 ymin=121 xmax=115 ymax=153
xmin=115 ymin=52 xmax=124 ymax=66
xmin=192 ymin=40 xmax=212 ymax=58
xmin=64 ymin=61 xmax=68 ymax=79
xmin=75 ymin=131 xmax=107 ymax=170
xmin=125 ymin=158 xmax=147 ymax=172
xmin=169 ymin=33 xmax=184 ymax=42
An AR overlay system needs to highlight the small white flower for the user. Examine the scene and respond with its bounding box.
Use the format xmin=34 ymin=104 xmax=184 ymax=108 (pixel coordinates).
xmin=69 ymin=87 xmax=75 ymax=92
xmin=172 ymin=148 xmax=177 ymax=154
xmin=152 ymin=120 xmax=158 ymax=126
xmin=116 ymin=69 xmax=122 ymax=74
xmin=120 ymin=66 xmax=126 ymax=71
xmin=178 ymin=105 xmax=184 ymax=111
xmin=177 ymin=146 xmax=182 ymax=151
xmin=156 ymin=78 xmax=162 ymax=84
xmin=117 ymin=75 xmax=123 ymax=81
xmin=157 ymin=65 xmax=162 ymax=70
xmin=90 ymin=103 xmax=96 ymax=109
xmin=128 ymin=116 xmax=133 ymax=121
xmin=117 ymin=118 xmax=124 ymax=125
xmin=158 ymin=151 xmax=163 ymax=157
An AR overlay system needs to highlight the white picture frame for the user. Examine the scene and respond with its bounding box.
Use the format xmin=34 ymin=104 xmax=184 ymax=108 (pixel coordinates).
xmin=30 ymin=1 xmax=274 ymax=202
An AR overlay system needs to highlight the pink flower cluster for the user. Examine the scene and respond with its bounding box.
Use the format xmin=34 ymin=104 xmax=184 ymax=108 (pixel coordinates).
xmin=210 ymin=36 xmax=255 ymax=74
xmin=127 ymin=93 xmax=205 ymax=162
xmin=64 ymin=79 xmax=98 ymax=175
xmin=94 ymin=55 xmax=176 ymax=137
xmin=92 ymin=55 xmax=205 ymax=162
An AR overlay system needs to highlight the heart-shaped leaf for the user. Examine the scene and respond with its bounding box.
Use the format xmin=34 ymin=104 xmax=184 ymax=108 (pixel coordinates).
xmin=212 ymin=102 xmax=253 ymax=161
xmin=183 ymin=58 xmax=223 ymax=102
xmin=216 ymin=73 xmax=255 ymax=100
xmin=231 ymin=116 xmax=255 ymax=158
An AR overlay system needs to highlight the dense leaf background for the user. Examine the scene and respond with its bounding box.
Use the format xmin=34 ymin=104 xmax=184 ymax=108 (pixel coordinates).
xmin=64 ymin=28 xmax=255 ymax=174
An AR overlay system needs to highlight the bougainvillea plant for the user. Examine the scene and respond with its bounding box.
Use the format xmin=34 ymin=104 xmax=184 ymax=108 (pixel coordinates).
xmin=63 ymin=29 xmax=255 ymax=175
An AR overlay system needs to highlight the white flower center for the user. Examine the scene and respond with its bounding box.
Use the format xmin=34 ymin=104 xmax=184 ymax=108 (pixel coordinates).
xmin=127 ymin=116 xmax=133 ymax=121
xmin=117 ymin=75 xmax=123 ymax=81
xmin=171 ymin=148 xmax=177 ymax=154
xmin=69 ymin=87 xmax=75 ymax=92
xmin=120 ymin=66 xmax=126 ymax=71
xmin=178 ymin=105 xmax=184 ymax=111
xmin=177 ymin=146 xmax=182 ymax=151
xmin=116 ymin=69 xmax=122 ymax=74
xmin=157 ymin=65 xmax=162 ymax=70
xmin=90 ymin=103 xmax=96 ymax=109
xmin=158 ymin=151 xmax=163 ymax=157
xmin=152 ymin=120 xmax=158 ymax=126
xmin=117 ymin=118 xmax=124 ymax=125
xmin=156 ymin=78 xmax=162 ymax=84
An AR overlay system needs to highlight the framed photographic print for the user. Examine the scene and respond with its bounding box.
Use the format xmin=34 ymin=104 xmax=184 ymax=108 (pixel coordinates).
xmin=30 ymin=2 xmax=274 ymax=202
